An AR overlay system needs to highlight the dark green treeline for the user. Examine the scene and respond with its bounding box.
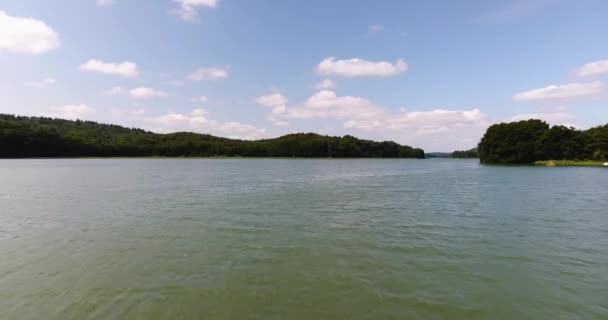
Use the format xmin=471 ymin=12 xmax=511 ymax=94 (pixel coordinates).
xmin=451 ymin=148 xmax=478 ymax=159
xmin=0 ymin=114 xmax=425 ymax=158
xmin=478 ymin=119 xmax=608 ymax=164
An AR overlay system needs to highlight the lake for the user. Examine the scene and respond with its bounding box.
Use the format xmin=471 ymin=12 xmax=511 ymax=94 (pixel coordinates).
xmin=0 ymin=159 xmax=606 ymax=319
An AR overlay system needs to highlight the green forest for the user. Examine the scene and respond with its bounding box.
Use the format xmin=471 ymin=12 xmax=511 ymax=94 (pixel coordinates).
xmin=451 ymin=148 xmax=478 ymax=159
xmin=0 ymin=114 xmax=425 ymax=158
xmin=478 ymin=119 xmax=608 ymax=164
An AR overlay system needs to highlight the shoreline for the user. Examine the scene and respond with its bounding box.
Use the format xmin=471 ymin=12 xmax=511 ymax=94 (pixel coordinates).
xmin=533 ymin=160 xmax=607 ymax=167
xmin=0 ymin=156 xmax=430 ymax=160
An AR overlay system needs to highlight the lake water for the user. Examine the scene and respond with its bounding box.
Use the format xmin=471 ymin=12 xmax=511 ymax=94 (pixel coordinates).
xmin=0 ymin=159 xmax=607 ymax=319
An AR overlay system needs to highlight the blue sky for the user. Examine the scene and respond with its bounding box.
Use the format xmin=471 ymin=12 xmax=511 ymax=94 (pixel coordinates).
xmin=1 ymin=0 xmax=607 ymax=151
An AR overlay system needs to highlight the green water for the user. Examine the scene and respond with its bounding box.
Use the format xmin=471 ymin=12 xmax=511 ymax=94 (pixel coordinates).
xmin=0 ymin=159 xmax=606 ymax=319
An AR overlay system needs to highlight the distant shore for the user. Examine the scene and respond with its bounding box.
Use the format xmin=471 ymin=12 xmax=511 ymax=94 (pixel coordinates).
xmin=0 ymin=115 xmax=425 ymax=159
xmin=534 ymin=160 xmax=607 ymax=167
xmin=0 ymin=156 xmax=429 ymax=160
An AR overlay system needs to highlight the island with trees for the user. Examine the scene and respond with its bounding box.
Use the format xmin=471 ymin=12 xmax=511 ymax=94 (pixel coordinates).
xmin=478 ymin=119 xmax=608 ymax=165
xmin=0 ymin=114 xmax=425 ymax=158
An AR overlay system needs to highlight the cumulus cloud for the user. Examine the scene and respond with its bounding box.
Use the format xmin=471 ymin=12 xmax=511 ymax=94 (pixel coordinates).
xmin=576 ymin=60 xmax=608 ymax=78
xmin=188 ymin=66 xmax=229 ymax=81
xmin=510 ymin=111 xmax=574 ymax=126
xmin=129 ymin=87 xmax=168 ymax=99
xmin=261 ymin=90 xmax=489 ymax=150
xmin=26 ymin=78 xmax=56 ymax=88
xmin=79 ymin=59 xmax=139 ymax=77
xmin=316 ymin=57 xmax=407 ymax=77
xmin=255 ymin=93 xmax=288 ymax=114
xmin=146 ymin=108 xmax=267 ymax=140
xmin=172 ymin=0 xmax=218 ymax=22
xmin=346 ymin=107 xmax=490 ymax=151
xmin=0 ymin=11 xmax=60 ymax=54
xmin=315 ymin=79 xmax=336 ymax=90
xmin=96 ymin=0 xmax=115 ymax=7
xmin=279 ymin=90 xmax=385 ymax=122
xmin=48 ymin=104 xmax=96 ymax=120
xmin=513 ymin=81 xmax=604 ymax=101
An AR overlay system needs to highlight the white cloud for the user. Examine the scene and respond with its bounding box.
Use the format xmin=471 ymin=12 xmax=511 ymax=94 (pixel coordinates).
xmin=79 ymin=59 xmax=139 ymax=77
xmin=345 ymin=107 xmax=490 ymax=151
xmin=148 ymin=109 xmax=209 ymax=130
xmin=368 ymin=24 xmax=384 ymax=33
xmin=510 ymin=111 xmax=574 ymax=126
xmin=259 ymin=90 xmax=489 ymax=150
xmin=0 ymin=11 xmax=60 ymax=54
xmin=26 ymin=78 xmax=56 ymax=88
xmin=315 ymin=79 xmax=336 ymax=90
xmin=105 ymin=86 xmax=168 ymax=99
xmin=48 ymin=104 xmax=96 ymax=120
xmin=188 ymin=66 xmax=229 ymax=81
xmin=316 ymin=57 xmax=407 ymax=77
xmin=216 ymin=122 xmax=267 ymax=140
xmin=513 ymin=81 xmax=604 ymax=101
xmin=191 ymin=96 xmax=208 ymax=104
xmin=146 ymin=108 xmax=267 ymax=140
xmin=283 ymin=90 xmax=384 ymax=121
xmin=255 ymin=93 xmax=288 ymax=114
xmin=129 ymin=87 xmax=168 ymax=99
xmin=96 ymin=0 xmax=115 ymax=7
xmin=576 ymin=60 xmax=608 ymax=78
xmin=104 ymin=86 xmax=124 ymax=95
xmin=172 ymin=0 xmax=218 ymax=22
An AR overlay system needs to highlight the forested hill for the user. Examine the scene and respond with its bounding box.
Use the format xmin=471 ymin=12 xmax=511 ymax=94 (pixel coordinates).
xmin=478 ymin=119 xmax=608 ymax=164
xmin=0 ymin=114 xmax=425 ymax=158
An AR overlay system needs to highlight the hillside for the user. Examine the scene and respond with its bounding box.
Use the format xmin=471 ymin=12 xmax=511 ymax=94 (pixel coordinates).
xmin=0 ymin=114 xmax=425 ymax=158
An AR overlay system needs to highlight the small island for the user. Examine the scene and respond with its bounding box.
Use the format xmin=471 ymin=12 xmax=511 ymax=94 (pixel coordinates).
xmin=0 ymin=114 xmax=425 ymax=159
xmin=478 ymin=119 xmax=608 ymax=166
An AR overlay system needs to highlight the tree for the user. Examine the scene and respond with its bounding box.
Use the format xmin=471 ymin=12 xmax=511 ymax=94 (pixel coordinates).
xmin=478 ymin=119 xmax=608 ymax=163
xmin=451 ymin=148 xmax=478 ymax=158
xmin=478 ymin=119 xmax=549 ymax=163
xmin=585 ymin=124 xmax=608 ymax=160
xmin=536 ymin=126 xmax=585 ymax=160
xmin=0 ymin=114 xmax=426 ymax=159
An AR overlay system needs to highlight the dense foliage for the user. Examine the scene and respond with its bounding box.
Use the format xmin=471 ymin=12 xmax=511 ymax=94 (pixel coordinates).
xmin=451 ymin=148 xmax=478 ymax=158
xmin=0 ymin=115 xmax=425 ymax=158
xmin=478 ymin=119 xmax=608 ymax=163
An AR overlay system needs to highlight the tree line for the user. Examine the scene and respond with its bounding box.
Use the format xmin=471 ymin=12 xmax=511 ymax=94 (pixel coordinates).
xmin=478 ymin=119 xmax=608 ymax=164
xmin=0 ymin=114 xmax=425 ymax=158
xmin=451 ymin=148 xmax=478 ymax=158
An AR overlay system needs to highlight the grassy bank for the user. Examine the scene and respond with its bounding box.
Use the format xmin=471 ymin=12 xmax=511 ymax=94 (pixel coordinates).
xmin=534 ymin=160 xmax=607 ymax=167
